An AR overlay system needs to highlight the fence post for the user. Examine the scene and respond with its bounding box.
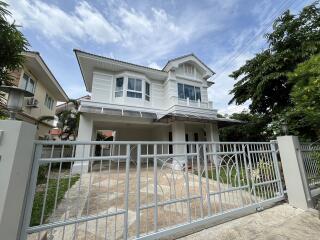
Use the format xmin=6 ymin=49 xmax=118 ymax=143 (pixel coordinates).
xmin=0 ymin=120 xmax=37 ymax=240
xmin=277 ymin=136 xmax=312 ymax=210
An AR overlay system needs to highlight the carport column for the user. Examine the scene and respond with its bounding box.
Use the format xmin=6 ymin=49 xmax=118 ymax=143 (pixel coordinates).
xmin=72 ymin=114 xmax=93 ymax=174
xmin=205 ymin=123 xmax=219 ymax=164
xmin=205 ymin=122 xmax=219 ymax=142
xmin=172 ymin=121 xmax=185 ymax=170
xmin=277 ymin=136 xmax=312 ymax=210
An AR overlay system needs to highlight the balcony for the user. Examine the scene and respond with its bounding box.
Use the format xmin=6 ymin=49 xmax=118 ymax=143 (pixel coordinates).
xmin=170 ymin=96 xmax=213 ymax=109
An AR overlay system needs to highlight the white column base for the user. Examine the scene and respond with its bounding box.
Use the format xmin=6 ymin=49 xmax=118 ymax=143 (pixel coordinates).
xmin=72 ymin=161 xmax=89 ymax=174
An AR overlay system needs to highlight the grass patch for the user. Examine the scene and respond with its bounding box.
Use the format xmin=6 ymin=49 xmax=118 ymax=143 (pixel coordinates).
xmin=31 ymin=175 xmax=79 ymax=226
xmin=197 ymin=162 xmax=278 ymax=198
xmin=205 ymin=166 xmax=247 ymax=187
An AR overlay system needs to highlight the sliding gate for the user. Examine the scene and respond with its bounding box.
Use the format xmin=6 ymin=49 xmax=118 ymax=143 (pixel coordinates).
xmin=21 ymin=141 xmax=284 ymax=239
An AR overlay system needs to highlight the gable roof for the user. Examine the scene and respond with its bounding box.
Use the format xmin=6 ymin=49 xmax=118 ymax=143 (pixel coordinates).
xmin=74 ymin=50 xmax=215 ymax=92
xmin=22 ymin=51 xmax=69 ymax=102
xmin=74 ymin=49 xmax=168 ymax=92
xmin=163 ymin=53 xmax=215 ymax=77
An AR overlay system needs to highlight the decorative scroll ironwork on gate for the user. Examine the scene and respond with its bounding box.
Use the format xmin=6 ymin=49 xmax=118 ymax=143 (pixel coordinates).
xmin=21 ymin=141 xmax=284 ymax=240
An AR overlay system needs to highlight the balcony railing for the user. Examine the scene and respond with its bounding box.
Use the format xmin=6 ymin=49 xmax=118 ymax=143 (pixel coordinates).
xmin=170 ymin=96 xmax=213 ymax=109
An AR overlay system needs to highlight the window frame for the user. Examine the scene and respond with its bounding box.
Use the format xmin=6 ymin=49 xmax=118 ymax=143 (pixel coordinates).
xmin=145 ymin=81 xmax=150 ymax=101
xmin=115 ymin=77 xmax=124 ymax=98
xmin=21 ymin=73 xmax=36 ymax=93
xmin=177 ymin=83 xmax=201 ymax=102
xmin=127 ymin=77 xmax=143 ymax=99
xmin=44 ymin=93 xmax=54 ymax=110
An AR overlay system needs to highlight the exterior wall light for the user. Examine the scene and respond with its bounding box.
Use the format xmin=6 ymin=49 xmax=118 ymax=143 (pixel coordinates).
xmin=0 ymin=86 xmax=34 ymax=120
xmin=281 ymin=121 xmax=289 ymax=135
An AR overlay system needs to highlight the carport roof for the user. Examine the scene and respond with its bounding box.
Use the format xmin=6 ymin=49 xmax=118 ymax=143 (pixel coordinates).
xmin=80 ymin=105 xmax=158 ymax=119
xmin=158 ymin=112 xmax=243 ymax=127
xmin=80 ymin=104 xmax=243 ymax=127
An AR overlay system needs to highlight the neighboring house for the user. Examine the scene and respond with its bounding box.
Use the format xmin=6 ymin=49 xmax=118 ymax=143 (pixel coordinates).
xmin=73 ymin=50 xmax=236 ymax=170
xmin=7 ymin=51 xmax=69 ymax=139
xmin=51 ymin=95 xmax=90 ymax=140
xmin=55 ymin=95 xmax=90 ymax=114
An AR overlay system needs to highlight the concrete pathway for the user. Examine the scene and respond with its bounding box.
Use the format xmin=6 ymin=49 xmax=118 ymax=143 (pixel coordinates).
xmin=180 ymin=204 xmax=320 ymax=240
xmin=27 ymin=165 xmax=273 ymax=239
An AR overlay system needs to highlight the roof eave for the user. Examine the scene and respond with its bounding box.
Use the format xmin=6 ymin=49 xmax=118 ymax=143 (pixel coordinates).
xmin=23 ymin=51 xmax=69 ymax=102
xmin=74 ymin=49 xmax=168 ymax=92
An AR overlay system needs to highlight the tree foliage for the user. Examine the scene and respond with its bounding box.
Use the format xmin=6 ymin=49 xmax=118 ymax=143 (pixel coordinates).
xmin=219 ymin=112 xmax=272 ymax=141
xmin=284 ymin=54 xmax=320 ymax=140
xmin=57 ymin=100 xmax=80 ymax=140
xmin=229 ymin=3 xmax=320 ymax=115
xmin=0 ymin=1 xmax=29 ymax=85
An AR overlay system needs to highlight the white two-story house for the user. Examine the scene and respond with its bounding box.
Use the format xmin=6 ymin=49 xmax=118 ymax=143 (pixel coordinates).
xmin=73 ymin=50 xmax=234 ymax=171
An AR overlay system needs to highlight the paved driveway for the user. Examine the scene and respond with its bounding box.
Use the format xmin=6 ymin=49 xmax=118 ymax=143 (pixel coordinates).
xmin=180 ymin=204 xmax=320 ymax=240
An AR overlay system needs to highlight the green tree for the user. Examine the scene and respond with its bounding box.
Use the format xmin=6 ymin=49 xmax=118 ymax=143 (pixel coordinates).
xmin=285 ymin=54 xmax=320 ymax=140
xmin=57 ymin=100 xmax=80 ymax=140
xmin=0 ymin=1 xmax=29 ymax=86
xmin=219 ymin=112 xmax=272 ymax=141
xmin=229 ymin=3 xmax=320 ymax=115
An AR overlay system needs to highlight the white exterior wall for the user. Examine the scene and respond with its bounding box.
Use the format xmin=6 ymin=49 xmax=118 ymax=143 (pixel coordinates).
xmin=91 ymin=72 xmax=113 ymax=102
xmin=151 ymin=81 xmax=164 ymax=109
xmin=89 ymin=61 xmax=214 ymax=113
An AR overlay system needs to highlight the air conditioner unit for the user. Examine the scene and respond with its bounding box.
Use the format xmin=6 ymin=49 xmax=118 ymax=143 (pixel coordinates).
xmin=26 ymin=97 xmax=39 ymax=107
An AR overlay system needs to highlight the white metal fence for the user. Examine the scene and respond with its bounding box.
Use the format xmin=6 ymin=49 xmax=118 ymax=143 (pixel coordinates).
xmin=300 ymin=143 xmax=320 ymax=200
xmin=21 ymin=141 xmax=284 ymax=240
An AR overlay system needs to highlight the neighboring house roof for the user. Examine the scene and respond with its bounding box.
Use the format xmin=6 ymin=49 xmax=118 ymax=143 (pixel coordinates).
xmin=22 ymin=51 xmax=69 ymax=102
xmin=55 ymin=95 xmax=90 ymax=114
xmin=74 ymin=49 xmax=215 ymax=92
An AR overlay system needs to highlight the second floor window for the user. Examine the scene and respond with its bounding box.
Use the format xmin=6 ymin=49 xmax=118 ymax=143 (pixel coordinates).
xmin=178 ymin=83 xmax=201 ymax=101
xmin=21 ymin=73 xmax=35 ymax=93
xmin=44 ymin=94 xmax=54 ymax=110
xmin=127 ymin=78 xmax=142 ymax=98
xmin=115 ymin=77 xmax=124 ymax=97
xmin=145 ymin=82 xmax=150 ymax=101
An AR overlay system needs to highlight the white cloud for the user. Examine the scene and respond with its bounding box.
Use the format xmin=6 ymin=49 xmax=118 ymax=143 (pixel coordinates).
xmin=147 ymin=62 xmax=162 ymax=70
xmin=218 ymin=104 xmax=249 ymax=115
xmin=7 ymin=0 xmax=226 ymax=63
xmin=7 ymin=0 xmax=120 ymax=45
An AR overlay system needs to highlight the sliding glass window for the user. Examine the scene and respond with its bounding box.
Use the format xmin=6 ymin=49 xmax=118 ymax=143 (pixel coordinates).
xmin=177 ymin=83 xmax=201 ymax=101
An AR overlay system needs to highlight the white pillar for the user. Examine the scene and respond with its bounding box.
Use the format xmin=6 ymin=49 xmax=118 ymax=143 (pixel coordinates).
xmin=277 ymin=136 xmax=312 ymax=210
xmin=72 ymin=114 xmax=93 ymax=174
xmin=172 ymin=121 xmax=185 ymax=169
xmin=205 ymin=123 xmax=219 ymax=164
xmin=0 ymin=120 xmax=36 ymax=239
xmin=205 ymin=122 xmax=219 ymax=142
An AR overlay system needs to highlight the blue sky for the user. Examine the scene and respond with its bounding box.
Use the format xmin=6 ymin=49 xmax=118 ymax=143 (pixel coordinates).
xmin=6 ymin=0 xmax=313 ymax=114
